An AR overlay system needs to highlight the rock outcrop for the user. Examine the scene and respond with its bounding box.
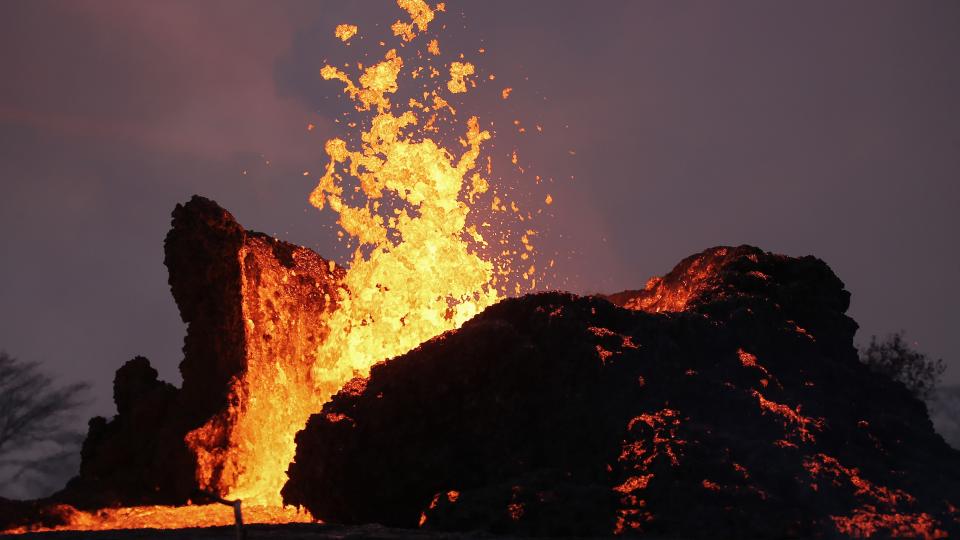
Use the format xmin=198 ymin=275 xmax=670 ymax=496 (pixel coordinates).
xmin=174 ymin=197 xmax=344 ymax=499
xmin=5 ymin=197 xmax=957 ymax=540
xmin=283 ymin=246 xmax=960 ymax=538
xmin=61 ymin=357 xmax=195 ymax=508
xmin=55 ymin=196 xmax=343 ymax=510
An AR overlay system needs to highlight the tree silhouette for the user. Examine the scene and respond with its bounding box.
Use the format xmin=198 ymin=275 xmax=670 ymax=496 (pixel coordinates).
xmin=0 ymin=351 xmax=89 ymax=498
xmin=860 ymin=332 xmax=946 ymax=401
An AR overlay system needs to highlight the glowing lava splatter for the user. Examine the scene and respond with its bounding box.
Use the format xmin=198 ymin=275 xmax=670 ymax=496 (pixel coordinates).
xmin=188 ymin=0 xmax=534 ymax=507
xmin=189 ymin=0 xmax=534 ymax=514
xmin=6 ymin=1 xmax=541 ymax=533
xmin=285 ymin=0 xmax=549 ymax=497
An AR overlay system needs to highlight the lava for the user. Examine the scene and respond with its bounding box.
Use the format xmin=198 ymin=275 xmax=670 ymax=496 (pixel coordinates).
xmin=187 ymin=0 xmax=533 ymax=507
xmin=804 ymin=454 xmax=947 ymax=539
xmin=184 ymin=0 xmax=531 ymax=509
xmin=6 ymin=0 xmax=539 ymax=533
xmin=3 ymin=504 xmax=310 ymax=534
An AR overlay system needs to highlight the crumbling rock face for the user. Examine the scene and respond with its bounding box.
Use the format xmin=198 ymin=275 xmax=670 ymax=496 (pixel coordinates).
xmin=60 ymin=357 xmax=195 ymax=508
xmin=164 ymin=196 xmax=250 ymax=426
xmin=54 ymin=196 xmax=342 ymax=510
xmin=284 ymin=246 xmax=960 ymax=538
xmin=606 ymin=246 xmax=857 ymax=354
xmin=181 ymin=199 xmax=345 ymax=498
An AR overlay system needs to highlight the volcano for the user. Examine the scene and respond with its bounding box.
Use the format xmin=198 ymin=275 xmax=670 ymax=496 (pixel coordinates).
xmin=2 ymin=196 xmax=958 ymax=538
xmin=283 ymin=247 xmax=960 ymax=538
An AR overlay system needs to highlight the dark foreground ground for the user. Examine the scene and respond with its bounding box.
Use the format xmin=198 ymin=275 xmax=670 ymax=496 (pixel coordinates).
xmin=7 ymin=523 xmax=482 ymax=539
xmin=5 ymin=523 xmax=655 ymax=540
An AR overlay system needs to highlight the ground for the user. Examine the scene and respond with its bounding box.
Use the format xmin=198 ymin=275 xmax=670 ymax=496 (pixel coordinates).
xmin=9 ymin=523 xmax=499 ymax=540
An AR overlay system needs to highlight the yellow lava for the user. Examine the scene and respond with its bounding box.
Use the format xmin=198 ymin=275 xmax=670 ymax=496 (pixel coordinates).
xmin=4 ymin=504 xmax=312 ymax=534
xmin=29 ymin=2 xmax=538 ymax=533
xmin=447 ymin=61 xmax=475 ymax=94
xmin=391 ymin=0 xmax=442 ymax=41
xmin=184 ymin=0 xmax=492 ymax=512
xmin=184 ymin=0 xmax=529 ymax=513
xmin=307 ymin=15 xmax=502 ymax=391
xmin=335 ymin=24 xmax=358 ymax=42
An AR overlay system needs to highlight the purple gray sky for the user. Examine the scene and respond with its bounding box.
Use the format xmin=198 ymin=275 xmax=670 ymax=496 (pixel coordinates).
xmin=1 ymin=1 xmax=958 ymax=429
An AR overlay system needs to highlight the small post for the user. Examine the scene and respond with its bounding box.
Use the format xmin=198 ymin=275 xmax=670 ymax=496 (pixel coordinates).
xmin=205 ymin=491 xmax=245 ymax=540
xmin=232 ymin=499 xmax=244 ymax=540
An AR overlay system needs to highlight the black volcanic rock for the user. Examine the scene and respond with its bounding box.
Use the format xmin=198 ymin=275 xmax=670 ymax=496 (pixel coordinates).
xmin=605 ymin=245 xmax=858 ymax=353
xmin=283 ymin=246 xmax=960 ymax=538
xmin=164 ymin=195 xmax=250 ymax=426
xmin=41 ymin=196 xmax=342 ymax=514
xmin=59 ymin=357 xmax=196 ymax=508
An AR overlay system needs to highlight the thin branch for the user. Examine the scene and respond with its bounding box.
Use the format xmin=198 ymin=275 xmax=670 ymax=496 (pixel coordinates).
xmin=0 ymin=351 xmax=90 ymax=488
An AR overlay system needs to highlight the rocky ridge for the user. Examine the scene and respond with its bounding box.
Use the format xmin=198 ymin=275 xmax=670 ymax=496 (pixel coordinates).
xmin=283 ymin=246 xmax=960 ymax=538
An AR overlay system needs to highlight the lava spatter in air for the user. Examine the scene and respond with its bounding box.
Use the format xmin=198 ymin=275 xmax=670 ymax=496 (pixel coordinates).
xmin=187 ymin=0 xmax=540 ymax=511
xmin=305 ymin=1 xmax=541 ymax=382
xmin=6 ymin=2 xmax=546 ymax=532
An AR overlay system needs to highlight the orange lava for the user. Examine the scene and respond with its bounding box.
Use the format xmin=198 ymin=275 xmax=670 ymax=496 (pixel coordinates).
xmin=4 ymin=504 xmax=311 ymax=534
xmin=753 ymin=390 xmax=823 ymax=444
xmin=612 ymin=409 xmax=684 ymax=534
xmin=620 ymin=249 xmax=730 ymax=312
xmin=831 ymin=506 xmax=946 ymax=539
xmin=14 ymin=0 xmax=541 ymax=533
xmin=804 ymin=453 xmax=914 ymax=506
xmin=183 ymin=0 xmax=539 ymax=511
xmin=802 ymin=454 xmax=945 ymax=538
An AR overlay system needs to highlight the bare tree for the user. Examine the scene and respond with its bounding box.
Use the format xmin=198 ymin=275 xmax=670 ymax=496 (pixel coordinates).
xmin=0 ymin=351 xmax=89 ymax=498
xmin=860 ymin=332 xmax=946 ymax=401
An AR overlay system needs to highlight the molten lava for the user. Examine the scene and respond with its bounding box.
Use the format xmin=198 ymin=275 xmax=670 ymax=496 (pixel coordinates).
xmin=4 ymin=1 xmax=542 ymax=534
xmin=3 ymin=504 xmax=310 ymax=534
xmin=183 ymin=0 xmax=531 ymax=515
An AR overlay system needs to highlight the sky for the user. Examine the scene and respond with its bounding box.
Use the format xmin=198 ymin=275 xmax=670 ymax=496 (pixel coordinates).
xmin=1 ymin=0 xmax=958 ymax=435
